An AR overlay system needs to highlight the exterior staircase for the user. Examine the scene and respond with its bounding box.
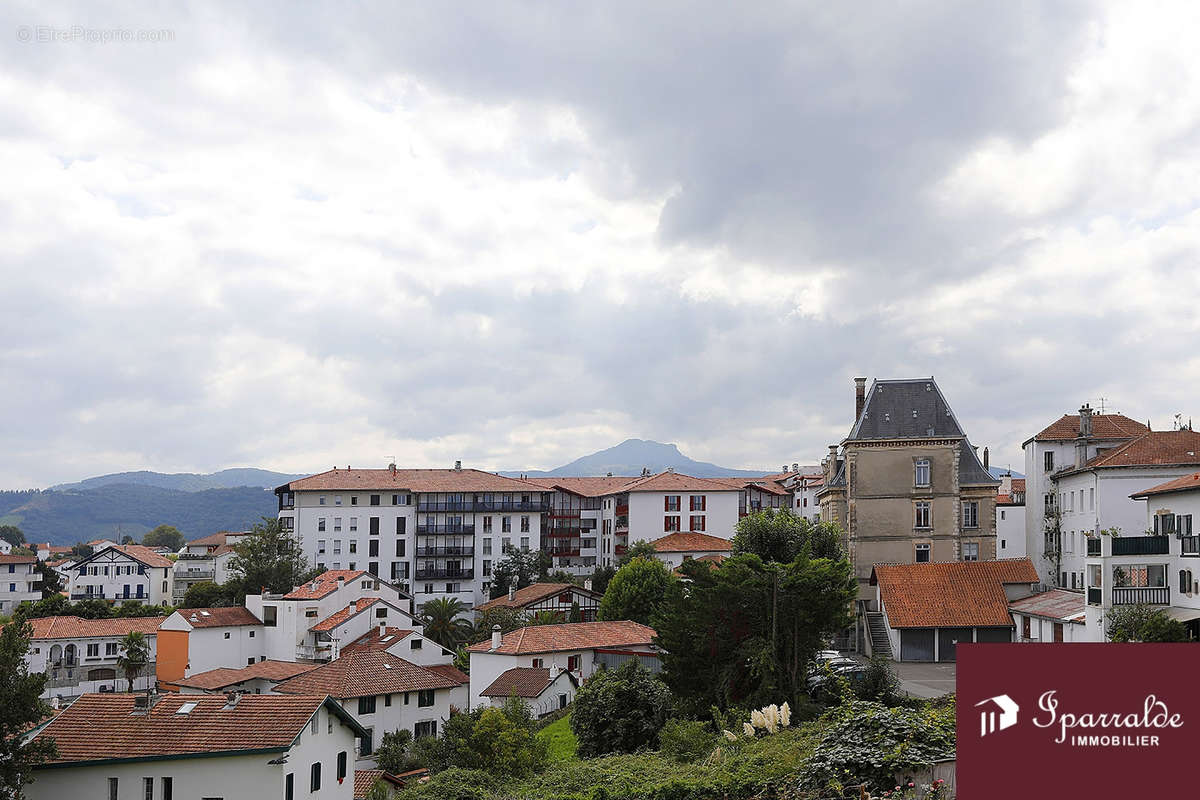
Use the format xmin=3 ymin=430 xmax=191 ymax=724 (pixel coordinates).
xmin=866 ymin=612 xmax=892 ymax=658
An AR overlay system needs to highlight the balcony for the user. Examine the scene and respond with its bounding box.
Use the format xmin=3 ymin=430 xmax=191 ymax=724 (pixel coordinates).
xmin=1087 ymin=587 xmax=1102 ymax=606
xmin=69 ymin=592 xmax=106 ymax=600
xmin=545 ymin=526 xmax=582 ymax=538
xmin=1111 ymin=536 xmax=1170 ymax=556
xmin=616 ymin=504 xmax=629 ymax=516
xmin=416 ymin=523 xmax=475 ymax=535
xmin=549 ymin=548 xmax=581 ymax=558
xmin=614 ymin=544 xmax=628 ymax=556
xmin=1112 ymin=586 xmax=1170 ymax=605
xmin=176 ymin=569 xmax=215 ymax=580
xmin=296 ymin=643 xmax=332 ymax=662
xmin=417 ymin=499 xmax=552 ymax=513
xmin=1086 ymin=538 xmax=1102 ymax=557
xmin=414 ymin=568 xmax=475 ymax=580
xmin=415 ymin=546 xmax=474 ymax=557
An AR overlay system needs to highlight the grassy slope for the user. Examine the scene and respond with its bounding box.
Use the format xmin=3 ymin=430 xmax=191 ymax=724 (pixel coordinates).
xmin=536 ymin=714 xmax=578 ymax=762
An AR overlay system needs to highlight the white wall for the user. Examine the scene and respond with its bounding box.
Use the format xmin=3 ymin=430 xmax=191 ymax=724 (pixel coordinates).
xmin=626 ymin=491 xmax=740 ymax=545
xmin=67 ymin=550 xmax=172 ymax=605
xmin=0 ymin=561 xmax=40 ymax=613
xmin=996 ymin=504 xmax=1027 ymax=559
xmin=33 ymin=634 xmax=159 ymax=698
xmin=333 ymin=686 xmax=453 ymax=767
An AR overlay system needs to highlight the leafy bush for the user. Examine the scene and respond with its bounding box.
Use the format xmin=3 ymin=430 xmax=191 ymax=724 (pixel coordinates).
xmin=800 ymin=700 xmax=955 ymax=796
xmin=412 ymin=696 xmax=547 ymax=778
xmin=1105 ymin=603 xmax=1188 ymax=642
xmin=657 ymin=719 xmax=714 ymax=762
xmin=571 ymin=662 xmax=673 ymax=757
xmin=853 ymin=656 xmax=902 ymax=705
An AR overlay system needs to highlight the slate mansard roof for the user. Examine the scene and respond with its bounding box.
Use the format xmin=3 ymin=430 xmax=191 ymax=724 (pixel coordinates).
xmin=848 ymin=378 xmax=966 ymax=441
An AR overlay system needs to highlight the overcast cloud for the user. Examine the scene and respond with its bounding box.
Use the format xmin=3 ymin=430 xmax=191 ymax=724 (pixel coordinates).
xmin=2 ymin=1 xmax=1200 ymax=487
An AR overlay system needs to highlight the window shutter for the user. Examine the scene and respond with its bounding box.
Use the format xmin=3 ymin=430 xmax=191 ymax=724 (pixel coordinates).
xmin=1154 ymin=515 xmax=1160 ymax=535
xmin=664 ymin=497 xmax=669 ymax=511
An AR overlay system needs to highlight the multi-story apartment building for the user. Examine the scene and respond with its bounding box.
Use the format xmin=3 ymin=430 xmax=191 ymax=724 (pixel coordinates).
xmin=25 ymin=615 xmax=167 ymax=698
xmin=818 ymin=377 xmax=999 ymax=603
xmin=529 ymin=477 xmax=628 ymax=574
xmin=277 ymin=465 xmax=552 ymax=608
xmin=0 ymin=554 xmax=41 ymax=613
xmin=66 ymin=544 xmax=174 ymax=605
xmin=792 ymin=472 xmax=825 ymax=523
xmin=1084 ymin=471 xmax=1200 ymax=640
xmin=996 ymin=472 xmax=1026 ymax=559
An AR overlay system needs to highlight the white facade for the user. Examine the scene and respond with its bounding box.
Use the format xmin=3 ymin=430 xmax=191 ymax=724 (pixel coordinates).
xmin=483 ymin=668 xmax=578 ymax=717
xmin=159 ymin=611 xmax=266 ymax=676
xmin=996 ymin=503 xmax=1026 ymax=559
xmin=66 ymin=546 xmax=173 ymax=605
xmin=0 ymin=557 xmax=41 ymax=613
xmin=334 ymin=686 xmax=453 ymax=763
xmin=26 ymin=620 xmax=163 ymax=699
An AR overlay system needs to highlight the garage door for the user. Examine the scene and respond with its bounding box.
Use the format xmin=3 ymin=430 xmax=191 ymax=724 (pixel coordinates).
xmin=937 ymin=627 xmax=973 ymax=662
xmin=975 ymin=627 xmax=1012 ymax=644
xmin=900 ymin=629 xmax=935 ymax=661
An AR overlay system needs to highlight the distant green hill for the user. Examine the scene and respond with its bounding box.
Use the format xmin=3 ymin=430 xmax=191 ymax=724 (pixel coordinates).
xmin=0 ymin=484 xmax=279 ymax=546
xmin=51 ymin=467 xmax=302 ymax=493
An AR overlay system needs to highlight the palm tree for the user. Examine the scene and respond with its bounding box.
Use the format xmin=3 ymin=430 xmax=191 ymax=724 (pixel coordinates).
xmin=116 ymin=631 xmax=150 ymax=693
xmin=419 ymin=598 xmax=473 ymax=649
xmin=524 ymin=610 xmax=561 ymax=627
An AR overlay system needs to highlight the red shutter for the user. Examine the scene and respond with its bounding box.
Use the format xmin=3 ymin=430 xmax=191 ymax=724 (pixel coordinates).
xmin=664 ymin=496 xmax=669 ymax=511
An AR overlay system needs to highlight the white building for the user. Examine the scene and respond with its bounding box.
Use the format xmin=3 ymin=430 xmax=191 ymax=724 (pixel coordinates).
xmin=1084 ymin=470 xmax=1200 ymax=640
xmin=277 ymin=466 xmax=552 ymax=609
xmin=792 ymin=472 xmax=825 ymax=523
xmin=475 ymin=581 xmax=602 ymax=622
xmin=1008 ymin=588 xmax=1087 ymax=642
xmin=67 ymin=544 xmax=174 ymax=605
xmin=1022 ymin=405 xmax=1148 ymax=586
xmin=172 ymin=531 xmax=244 ymax=604
xmin=34 ymin=542 xmax=74 ymax=562
xmin=0 ymin=554 xmax=41 ymax=613
xmin=466 ymin=620 xmax=658 ymax=710
xmin=25 ymin=693 xmax=365 ymax=800
xmin=274 ymin=648 xmax=469 ymax=761
xmin=24 ymin=615 xmax=166 ymax=698
xmin=996 ymin=473 xmax=1027 ymax=559
xmin=245 ymin=570 xmax=420 ymax=663
xmin=156 ymin=606 xmax=266 ymax=688
xmin=175 ymin=659 xmax=322 ymax=695
xmin=648 ymin=532 xmax=733 ymax=569
xmin=478 ymin=665 xmax=578 ymax=718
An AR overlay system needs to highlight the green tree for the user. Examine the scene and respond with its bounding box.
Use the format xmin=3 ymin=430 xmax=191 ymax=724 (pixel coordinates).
xmin=570 ymin=661 xmax=672 ymax=756
xmin=69 ymin=543 xmax=93 ymax=560
xmin=568 ymin=601 xmax=582 ymax=623
xmin=471 ymin=607 xmax=525 ymax=644
xmin=121 ymin=535 xmax=135 ymax=545
xmin=116 ymin=631 xmax=151 ymax=693
xmin=375 ymin=729 xmax=416 ymax=774
xmin=420 ymin=598 xmax=474 ymax=649
xmin=0 ymin=615 xmax=58 ymax=793
xmin=616 ymin=540 xmax=657 ymax=567
xmin=731 ymin=508 xmax=843 ymax=563
xmin=226 ymin=518 xmax=319 ymax=601
xmin=588 ymin=564 xmax=616 ymax=595
xmin=1105 ymin=603 xmax=1188 ymax=642
xmin=525 ymin=610 xmax=561 ymax=627
xmin=17 ymin=594 xmax=70 ymax=619
xmin=653 ymin=552 xmax=856 ymax=714
xmin=412 ymin=697 xmax=546 ymax=777
xmin=598 ymin=557 xmax=676 ymax=625
xmin=142 ymin=524 xmax=184 ymax=551
xmin=489 ymin=546 xmax=551 ymax=599
xmin=35 ymin=561 xmax=64 ymax=598
xmin=0 ymin=524 xmax=26 ymax=549
xmin=182 ymin=581 xmax=233 ymax=608
xmin=72 ymin=599 xmax=113 ymax=619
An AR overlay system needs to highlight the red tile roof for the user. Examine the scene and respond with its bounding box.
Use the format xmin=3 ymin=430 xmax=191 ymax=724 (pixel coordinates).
xmin=109 ymin=544 xmax=175 ymax=569
xmin=673 ymin=554 xmax=726 ymax=575
xmin=525 ymin=477 xmax=637 ymax=497
xmin=340 ymin=627 xmax=416 ymax=655
xmin=1077 ymin=430 xmax=1200 ymax=471
xmin=480 ymin=667 xmax=556 ymax=698
xmin=1008 ymin=589 xmax=1086 ymax=623
xmin=31 ymin=693 xmax=351 ymax=764
xmin=284 ymin=468 xmax=548 ymax=493
xmin=423 ymin=663 xmax=469 ymax=686
xmin=650 ymin=532 xmax=733 ymax=553
xmin=172 ymin=660 xmax=320 ymax=690
xmin=274 ymin=650 xmax=460 ymax=698
xmin=1012 ymin=478 xmax=1026 ymax=492
xmin=1132 ymin=471 xmax=1200 ymax=499
xmin=711 ymin=476 xmax=791 ymax=496
xmin=621 ymin=471 xmax=742 ymax=494
xmin=0 ymin=554 xmax=35 ymax=564
xmin=21 ymin=615 xmax=167 ymax=640
xmin=466 ymin=621 xmax=656 ymax=655
xmin=870 ymin=559 xmax=1039 ymax=628
xmin=185 ymin=532 xmax=229 ymax=548
xmin=178 ymin=607 xmax=263 ymax=628
xmin=282 ymin=570 xmax=367 ymax=599
xmin=310 ymin=598 xmax=381 ymax=632
xmin=475 ymin=582 xmax=599 ymax=612
xmin=354 ymin=769 xmax=410 ymax=799
xmin=1031 ymin=413 xmax=1148 ymax=442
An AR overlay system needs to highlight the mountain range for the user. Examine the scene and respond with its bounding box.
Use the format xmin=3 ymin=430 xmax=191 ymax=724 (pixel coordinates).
xmin=502 ymin=439 xmax=774 ymax=478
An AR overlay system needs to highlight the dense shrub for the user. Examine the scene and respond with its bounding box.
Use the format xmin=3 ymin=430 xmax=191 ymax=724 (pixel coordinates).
xmin=853 ymin=656 xmax=902 ymax=705
xmin=570 ymin=662 xmax=672 ymax=757
xmin=412 ymin=697 xmax=547 ymax=777
xmin=657 ymin=719 xmax=714 ymax=762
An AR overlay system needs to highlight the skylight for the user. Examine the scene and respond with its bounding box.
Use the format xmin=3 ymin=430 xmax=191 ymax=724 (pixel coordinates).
xmin=177 ymin=702 xmax=199 ymax=715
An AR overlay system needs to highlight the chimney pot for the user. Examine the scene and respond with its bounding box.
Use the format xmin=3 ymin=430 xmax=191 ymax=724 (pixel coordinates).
xmin=983 ymin=447 xmax=989 ymax=471
xmin=508 ymin=583 xmax=516 ymax=601
xmin=454 ymin=460 xmax=462 ymax=471
xmin=854 ymin=377 xmax=867 ymax=421
xmin=491 ymin=624 xmax=502 ymax=650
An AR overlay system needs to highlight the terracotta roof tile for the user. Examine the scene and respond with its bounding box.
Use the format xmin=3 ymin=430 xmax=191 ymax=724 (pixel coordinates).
xmin=1008 ymin=589 xmax=1086 ymax=623
xmin=870 ymin=559 xmax=1039 ymax=628
xmin=21 ymin=615 xmax=167 ymax=640
xmin=1032 ymin=413 xmax=1148 ymax=442
xmin=525 ymin=477 xmax=637 ymax=497
xmin=0 ymin=554 xmax=35 ymax=564
xmin=340 ymin=627 xmax=416 ymax=655
xmin=310 ymin=598 xmax=381 ymax=632
xmin=1012 ymin=479 xmax=1026 ymax=492
xmin=673 ymin=554 xmax=726 ymax=575
xmin=711 ymin=476 xmax=791 ymax=496
xmin=1132 ymin=471 xmax=1200 ymax=499
xmin=109 ymin=544 xmax=174 ymax=568
xmin=475 ymin=582 xmax=598 ymax=612
xmin=274 ymin=650 xmax=459 ymax=698
xmin=423 ymin=663 xmax=469 ymax=686
xmin=172 ymin=660 xmax=320 ymax=690
xmin=620 ymin=471 xmax=742 ymax=494
xmin=354 ymin=769 xmax=409 ymax=799
xmin=284 ymin=468 xmax=549 ymax=493
xmin=650 ymin=532 xmax=733 ymax=553
xmin=185 ymin=532 xmax=229 ymax=547
xmin=1076 ymin=430 xmax=1200 ymax=471
xmin=480 ymin=667 xmax=555 ymax=698
xmin=31 ymin=693 xmax=339 ymax=764
xmin=178 ymin=607 xmax=263 ymax=628
xmin=466 ymin=621 xmax=656 ymax=655
xmin=283 ymin=570 xmax=368 ymax=599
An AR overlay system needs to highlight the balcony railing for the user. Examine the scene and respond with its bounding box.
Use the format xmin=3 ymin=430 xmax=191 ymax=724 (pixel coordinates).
xmin=1086 ymin=538 xmax=1102 ymax=557
xmin=176 ymin=570 xmax=215 ymax=580
xmin=614 ymin=545 xmax=628 ymax=556
xmin=1112 ymin=586 xmax=1170 ymax=605
xmin=417 ymin=499 xmax=551 ymax=513
xmin=1087 ymin=587 xmax=1102 ymax=606
xmin=1111 ymin=536 xmax=1170 ymax=556
xmin=416 ymin=523 xmax=475 ymax=535
xmin=70 ymin=593 xmax=106 ymax=600
xmin=415 ymin=546 xmax=475 ymax=557
xmin=616 ymin=504 xmax=629 ymax=516
xmin=545 ymin=526 xmax=582 ymax=537
xmin=414 ymin=568 xmax=475 ymax=580
xmin=549 ymin=548 xmax=581 ymax=558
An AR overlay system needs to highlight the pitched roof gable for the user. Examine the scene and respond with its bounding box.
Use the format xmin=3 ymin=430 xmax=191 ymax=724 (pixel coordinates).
xmin=75 ymin=544 xmax=174 ymax=569
xmin=282 ymin=570 xmax=368 ymax=599
xmin=1132 ymin=471 xmax=1200 ymax=499
xmin=466 ymin=620 xmax=656 ymax=655
xmin=480 ymin=666 xmax=557 ymax=698
xmin=475 ymin=582 xmax=599 ymax=612
xmin=172 ymin=659 xmax=320 ymax=690
xmin=620 ymin=472 xmax=742 ymax=494
xmin=340 ymin=627 xmax=416 ymax=655
xmin=177 ymin=607 xmax=263 ymax=628
xmin=650 ymin=532 xmax=733 ymax=553
xmin=1075 ymin=429 xmax=1200 ymax=472
xmin=870 ymin=559 xmax=1039 ymax=628
xmin=273 ymin=651 xmax=459 ymax=698
xmin=1030 ymin=413 xmax=1148 ymax=443
xmin=20 ymin=615 xmax=167 ymax=640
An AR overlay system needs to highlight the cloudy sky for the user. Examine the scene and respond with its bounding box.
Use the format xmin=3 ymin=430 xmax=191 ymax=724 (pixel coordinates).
xmin=3 ymin=2 xmax=1199 ymax=487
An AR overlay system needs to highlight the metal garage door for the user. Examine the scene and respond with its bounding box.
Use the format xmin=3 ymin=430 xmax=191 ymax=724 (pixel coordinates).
xmin=900 ymin=629 xmax=935 ymax=661
xmin=937 ymin=627 xmax=973 ymax=661
xmin=975 ymin=627 xmax=1012 ymax=644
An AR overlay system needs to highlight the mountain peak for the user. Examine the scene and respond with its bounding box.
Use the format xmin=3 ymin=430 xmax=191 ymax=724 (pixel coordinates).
xmin=508 ymin=439 xmax=768 ymax=479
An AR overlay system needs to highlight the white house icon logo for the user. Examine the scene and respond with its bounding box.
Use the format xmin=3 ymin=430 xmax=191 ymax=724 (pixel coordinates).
xmin=975 ymin=694 xmax=1019 ymax=737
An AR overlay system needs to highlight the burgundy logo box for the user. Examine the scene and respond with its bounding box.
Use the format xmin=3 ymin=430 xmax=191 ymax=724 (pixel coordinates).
xmin=958 ymin=643 xmax=1194 ymax=798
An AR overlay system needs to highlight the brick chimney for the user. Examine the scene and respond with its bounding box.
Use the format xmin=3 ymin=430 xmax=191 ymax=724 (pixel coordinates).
xmin=826 ymin=445 xmax=839 ymax=481
xmin=983 ymin=447 xmax=989 ymax=471
xmin=854 ymin=377 xmax=867 ymax=421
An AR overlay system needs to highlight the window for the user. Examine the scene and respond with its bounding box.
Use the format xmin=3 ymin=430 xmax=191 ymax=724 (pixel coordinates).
xmin=520 ymin=515 xmax=530 ymax=533
xmin=415 ymin=720 xmax=437 ymax=738
xmin=285 ymin=774 xmax=293 ymax=800
xmin=334 ymin=517 xmax=342 ymax=532
xmin=520 ymin=537 xmax=530 ymax=551
xmin=1000 ymin=509 xmax=1006 ymax=520
xmin=106 ymin=642 xmax=118 ymax=656
xmin=418 ymin=688 xmax=435 ymax=706
xmin=162 ymin=777 xmax=172 ymax=800
xmin=483 ymin=516 xmax=493 ymax=533
xmin=319 ymin=496 xmax=327 ymax=505
xmin=384 ymin=693 xmax=392 ymax=706
xmin=337 ymin=751 xmax=348 ymax=781
xmin=690 ymin=495 xmax=706 ymax=511
xmin=915 ymin=543 xmax=930 ymax=563
xmin=1181 ymin=570 xmax=1194 ymax=595
xmin=350 ymin=541 xmax=357 ymax=553
xmin=396 ymin=517 xmax=406 ymax=536
xmin=501 ymin=537 xmax=511 ymax=551
xmin=351 ymin=495 xmax=358 ymax=505
xmin=87 ymin=643 xmax=99 ymax=657
xmin=109 ymin=778 xmax=119 ymax=800
xmin=249 ymin=630 xmax=255 ymax=638
xmin=962 ymin=501 xmax=978 ymax=529
xmin=1044 ymin=493 xmax=1055 ymax=513
xmin=318 ymin=518 xmax=326 ymax=532
xmin=664 ymin=516 xmax=681 ymax=532
xmin=482 ymin=537 xmax=492 ymax=555
xmin=914 ymin=501 xmax=931 ymax=529
xmin=483 ymin=560 xmax=491 ymax=576
xmin=1001 ymin=539 xmax=1007 ymax=550
xmin=348 ymin=518 xmax=357 ymax=533
xmin=310 ymin=762 xmax=321 ymax=792
xmin=224 ymin=632 xmax=231 ymax=640
xmin=144 ymin=777 xmax=153 ymax=800
xmin=410 ymin=638 xmax=422 ymax=650
xmin=532 ymin=657 xmax=544 ymax=668
xmin=962 ymin=543 xmax=979 ymax=561
xmin=665 ymin=496 xmax=681 ymax=511
xmin=502 ymin=517 xmax=512 ymax=533
xmin=567 ymin=654 xmax=580 ymax=671
xmin=358 ymin=695 xmax=377 ymax=714
xmin=689 ymin=515 xmax=706 ymax=531
xmin=1044 ymin=451 xmax=1054 ymax=472
xmin=370 ymin=517 xmax=380 ymax=536
xmin=369 ymin=540 xmax=379 ymax=557
xmin=914 ymin=459 xmax=930 ymax=487
xmin=370 ymin=494 xmax=380 ymax=506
